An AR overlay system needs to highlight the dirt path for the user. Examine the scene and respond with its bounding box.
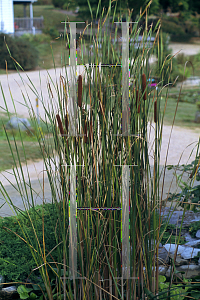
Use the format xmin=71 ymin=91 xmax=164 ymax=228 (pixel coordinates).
xmin=169 ymin=42 xmax=200 ymax=56
xmin=148 ymin=124 xmax=200 ymax=202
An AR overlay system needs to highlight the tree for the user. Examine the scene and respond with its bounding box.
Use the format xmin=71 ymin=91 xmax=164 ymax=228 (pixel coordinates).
xmin=52 ymin=0 xmax=66 ymax=8
xmin=169 ymin=0 xmax=189 ymax=12
xmin=159 ymin=0 xmax=170 ymax=10
xmin=77 ymin=0 xmax=123 ymax=21
xmin=189 ymin=0 xmax=200 ymax=13
xmin=127 ymin=0 xmax=148 ymax=18
xmin=149 ymin=0 xmax=160 ymax=14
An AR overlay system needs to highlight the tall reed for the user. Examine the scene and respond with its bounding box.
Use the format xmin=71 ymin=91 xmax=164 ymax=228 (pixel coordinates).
xmin=0 ymin=1 xmax=192 ymax=299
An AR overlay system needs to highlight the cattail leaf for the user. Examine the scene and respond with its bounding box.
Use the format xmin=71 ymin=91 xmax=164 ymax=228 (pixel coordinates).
xmin=154 ymin=100 xmax=157 ymax=123
xmin=65 ymin=114 xmax=68 ymax=132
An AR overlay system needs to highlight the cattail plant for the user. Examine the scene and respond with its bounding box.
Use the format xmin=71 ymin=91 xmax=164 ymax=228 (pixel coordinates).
xmin=0 ymin=2 xmax=192 ymax=300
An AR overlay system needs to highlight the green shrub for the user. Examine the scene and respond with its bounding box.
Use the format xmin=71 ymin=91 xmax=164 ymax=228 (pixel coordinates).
xmin=21 ymin=33 xmax=51 ymax=45
xmin=161 ymin=19 xmax=185 ymax=36
xmin=52 ymin=0 xmax=66 ymax=8
xmin=176 ymin=53 xmax=189 ymax=65
xmin=189 ymin=220 xmax=200 ymax=238
xmin=35 ymin=0 xmax=52 ymax=4
xmin=0 ymin=203 xmax=65 ymax=283
xmin=0 ymin=34 xmax=38 ymax=70
xmin=196 ymin=101 xmax=200 ymax=111
xmin=192 ymin=52 xmax=200 ymax=66
xmin=42 ymin=26 xmax=59 ymax=39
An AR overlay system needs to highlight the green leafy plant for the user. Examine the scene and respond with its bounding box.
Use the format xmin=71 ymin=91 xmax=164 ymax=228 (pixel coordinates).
xmin=197 ymin=101 xmax=200 ymax=111
xmin=158 ymin=275 xmax=188 ymax=299
xmin=0 ymin=203 xmax=63 ymax=283
xmin=189 ymin=220 xmax=200 ymax=238
xmin=17 ymin=285 xmax=37 ymax=300
xmin=42 ymin=26 xmax=59 ymax=39
xmin=0 ymin=34 xmax=39 ymax=71
xmin=166 ymin=155 xmax=200 ymax=212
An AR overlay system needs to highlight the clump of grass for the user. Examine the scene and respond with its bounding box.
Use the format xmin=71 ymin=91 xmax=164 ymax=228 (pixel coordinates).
xmin=0 ymin=1 xmax=197 ymax=299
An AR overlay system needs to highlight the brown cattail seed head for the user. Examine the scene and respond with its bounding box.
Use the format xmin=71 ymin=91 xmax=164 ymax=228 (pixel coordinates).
xmin=78 ymin=75 xmax=82 ymax=107
xmin=154 ymin=100 xmax=157 ymax=123
xmin=142 ymin=73 xmax=147 ymax=101
xmin=56 ymin=114 xmax=64 ymax=136
xmin=84 ymin=120 xmax=87 ymax=143
xmin=136 ymin=90 xmax=140 ymax=113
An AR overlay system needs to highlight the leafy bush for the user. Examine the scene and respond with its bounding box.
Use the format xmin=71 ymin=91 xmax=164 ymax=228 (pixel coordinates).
xmin=159 ymin=275 xmax=190 ymax=299
xmin=21 ymin=33 xmax=51 ymax=45
xmin=161 ymin=19 xmax=185 ymax=36
xmin=0 ymin=34 xmax=38 ymax=70
xmin=192 ymin=52 xmax=200 ymax=65
xmin=0 ymin=203 xmax=65 ymax=283
xmin=176 ymin=53 xmax=189 ymax=65
xmin=196 ymin=101 xmax=200 ymax=110
xmin=42 ymin=26 xmax=59 ymax=39
xmin=52 ymin=0 xmax=66 ymax=8
xmin=189 ymin=220 xmax=200 ymax=238
xmin=174 ymin=64 xmax=191 ymax=81
xmin=35 ymin=0 xmax=52 ymax=4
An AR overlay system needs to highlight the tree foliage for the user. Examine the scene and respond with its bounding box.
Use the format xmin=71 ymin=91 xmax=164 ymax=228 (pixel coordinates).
xmin=52 ymin=0 xmax=200 ymax=14
xmin=0 ymin=34 xmax=38 ymax=71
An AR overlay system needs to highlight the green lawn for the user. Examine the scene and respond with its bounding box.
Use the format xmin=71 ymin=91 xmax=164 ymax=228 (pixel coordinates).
xmin=14 ymin=4 xmax=80 ymax=31
xmin=0 ymin=113 xmax=54 ymax=172
xmin=147 ymin=86 xmax=200 ymax=130
xmin=34 ymin=38 xmax=90 ymax=70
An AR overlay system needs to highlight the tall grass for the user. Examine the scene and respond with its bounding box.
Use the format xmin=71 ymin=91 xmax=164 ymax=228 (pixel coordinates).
xmin=0 ymin=1 xmax=195 ymax=299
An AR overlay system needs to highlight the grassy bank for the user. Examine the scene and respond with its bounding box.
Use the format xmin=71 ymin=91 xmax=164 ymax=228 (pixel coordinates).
xmin=0 ymin=113 xmax=54 ymax=171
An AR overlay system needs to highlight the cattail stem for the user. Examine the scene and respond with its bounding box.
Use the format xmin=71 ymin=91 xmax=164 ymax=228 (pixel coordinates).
xmin=65 ymin=114 xmax=68 ymax=133
xmin=78 ymin=75 xmax=82 ymax=108
xmin=142 ymin=73 xmax=147 ymax=101
xmin=98 ymin=90 xmax=105 ymax=115
xmin=154 ymin=100 xmax=157 ymax=123
xmin=65 ymin=114 xmax=69 ymax=146
xmin=89 ymin=118 xmax=92 ymax=143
